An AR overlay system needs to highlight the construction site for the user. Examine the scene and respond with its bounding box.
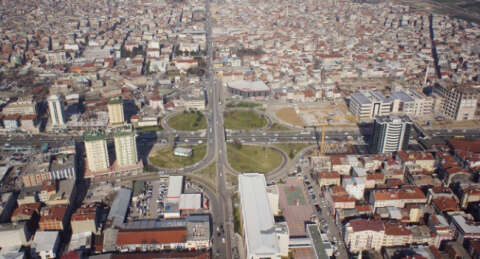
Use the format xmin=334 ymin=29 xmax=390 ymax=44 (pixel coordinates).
xmin=271 ymin=102 xmax=358 ymax=130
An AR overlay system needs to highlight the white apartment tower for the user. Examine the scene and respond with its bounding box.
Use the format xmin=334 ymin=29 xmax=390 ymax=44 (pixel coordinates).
xmin=369 ymin=115 xmax=413 ymax=154
xmin=48 ymin=94 xmax=66 ymax=127
xmin=107 ymin=97 xmax=125 ymax=125
xmin=113 ymin=124 xmax=138 ymax=167
xmin=84 ymin=129 xmax=110 ymax=172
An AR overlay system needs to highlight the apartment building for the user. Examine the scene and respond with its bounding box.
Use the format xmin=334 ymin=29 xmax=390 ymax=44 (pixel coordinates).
xmin=349 ymin=90 xmax=433 ymax=120
xmin=47 ymin=94 xmax=66 ymax=127
xmin=369 ymin=115 xmax=413 ymax=154
xmin=349 ymin=91 xmax=391 ymax=120
xmin=38 ymin=205 xmax=68 ymax=231
xmin=71 ymin=203 xmax=100 ymax=234
xmin=344 ymin=219 xmax=385 ymax=252
xmin=84 ymin=129 xmax=110 ymax=173
xmin=434 ymin=81 xmax=479 ymax=121
xmin=370 ymin=187 xmax=427 ymax=209
xmin=2 ymin=96 xmax=37 ymax=115
xmin=113 ymin=124 xmax=138 ymax=168
xmin=107 ymin=96 xmax=125 ymax=125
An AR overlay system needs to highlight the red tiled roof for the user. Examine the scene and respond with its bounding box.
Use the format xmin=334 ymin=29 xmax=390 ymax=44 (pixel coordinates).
xmin=3 ymin=114 xmax=20 ymax=120
xmin=374 ymin=187 xmax=425 ymax=201
xmin=41 ymin=180 xmax=56 ymax=192
xmin=449 ymin=139 xmax=480 ymax=153
xmin=21 ymin=114 xmax=37 ymax=120
xmin=432 ymin=197 xmax=459 ymax=212
xmin=72 ymin=204 xmax=99 ymax=221
xmin=40 ymin=205 xmax=67 ymax=222
xmin=318 ymin=172 xmax=340 ymax=179
xmin=348 ymin=218 xmax=384 ymax=232
xmin=111 ymin=251 xmax=210 ymax=259
xmin=116 ymin=228 xmax=187 ymax=245
xmin=384 ymin=222 xmax=411 ymax=236
xmin=12 ymin=202 xmax=41 ymax=218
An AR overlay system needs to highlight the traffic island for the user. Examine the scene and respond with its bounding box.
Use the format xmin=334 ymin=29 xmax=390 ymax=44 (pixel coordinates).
xmin=149 ymin=144 xmax=206 ymax=169
xmin=226 ymin=143 xmax=283 ymax=174
xmin=224 ymin=109 xmax=267 ymax=130
xmin=167 ymin=111 xmax=207 ymax=131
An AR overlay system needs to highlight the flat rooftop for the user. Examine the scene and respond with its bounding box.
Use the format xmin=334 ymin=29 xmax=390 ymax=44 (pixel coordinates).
xmin=228 ymin=80 xmax=270 ymax=92
xmin=238 ymin=173 xmax=281 ymax=257
xmin=279 ymin=178 xmax=313 ymax=237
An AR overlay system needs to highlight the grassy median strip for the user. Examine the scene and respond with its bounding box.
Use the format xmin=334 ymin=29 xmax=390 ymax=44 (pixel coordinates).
xmin=226 ymin=143 xmax=282 ymax=174
xmin=149 ymin=144 xmax=206 ymax=169
xmin=232 ymin=193 xmax=242 ymax=235
xmin=168 ymin=111 xmax=206 ymax=131
xmin=194 ymin=161 xmax=217 ymax=187
xmin=224 ymin=109 xmax=267 ymax=130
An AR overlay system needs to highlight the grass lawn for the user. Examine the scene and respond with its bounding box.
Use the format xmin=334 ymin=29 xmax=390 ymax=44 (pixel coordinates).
xmin=149 ymin=144 xmax=206 ymax=169
xmin=274 ymin=143 xmax=313 ymax=159
xmin=194 ymin=162 xmax=217 ymax=186
xmin=226 ymin=101 xmax=261 ymax=108
xmin=268 ymin=122 xmax=291 ymax=131
xmin=135 ymin=125 xmax=163 ymax=132
xmin=232 ymin=193 xmax=242 ymax=235
xmin=224 ymin=110 xmax=267 ymax=130
xmin=168 ymin=111 xmax=206 ymax=131
xmin=227 ymin=143 xmax=283 ymax=173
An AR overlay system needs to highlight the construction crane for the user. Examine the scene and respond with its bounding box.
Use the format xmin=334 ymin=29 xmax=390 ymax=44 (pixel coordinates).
xmin=304 ymin=123 xmax=327 ymax=154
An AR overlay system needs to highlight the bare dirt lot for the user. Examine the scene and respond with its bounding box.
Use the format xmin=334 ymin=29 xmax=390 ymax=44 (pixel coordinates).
xmin=273 ymin=103 xmax=358 ymax=129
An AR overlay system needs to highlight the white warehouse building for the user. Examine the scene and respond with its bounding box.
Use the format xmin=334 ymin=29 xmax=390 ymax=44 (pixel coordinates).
xmin=238 ymin=173 xmax=289 ymax=259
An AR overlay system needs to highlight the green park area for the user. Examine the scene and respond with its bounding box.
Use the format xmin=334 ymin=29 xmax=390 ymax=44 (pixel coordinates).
xmin=167 ymin=111 xmax=207 ymax=131
xmin=224 ymin=110 xmax=267 ymax=130
xmin=227 ymin=143 xmax=283 ymax=174
xmin=274 ymin=143 xmax=313 ymax=159
xmin=149 ymin=144 xmax=206 ymax=169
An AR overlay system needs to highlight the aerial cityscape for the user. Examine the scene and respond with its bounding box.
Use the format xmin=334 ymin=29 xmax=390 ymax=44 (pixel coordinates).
xmin=0 ymin=0 xmax=480 ymax=258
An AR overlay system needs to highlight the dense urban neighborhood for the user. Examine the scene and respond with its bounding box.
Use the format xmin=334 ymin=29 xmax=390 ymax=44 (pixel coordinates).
xmin=1 ymin=0 xmax=480 ymax=258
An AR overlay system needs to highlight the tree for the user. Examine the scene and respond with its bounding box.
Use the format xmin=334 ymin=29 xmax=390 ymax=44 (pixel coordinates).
xmin=233 ymin=139 xmax=242 ymax=150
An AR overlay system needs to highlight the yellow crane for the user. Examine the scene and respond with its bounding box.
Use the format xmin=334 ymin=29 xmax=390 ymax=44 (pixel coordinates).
xmin=304 ymin=124 xmax=327 ymax=154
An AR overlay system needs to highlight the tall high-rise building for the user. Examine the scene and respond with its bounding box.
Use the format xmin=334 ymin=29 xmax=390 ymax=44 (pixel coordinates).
xmin=113 ymin=124 xmax=138 ymax=167
xmin=84 ymin=129 xmax=110 ymax=172
xmin=369 ymin=115 xmax=412 ymax=154
xmin=107 ymin=97 xmax=125 ymax=125
xmin=48 ymin=94 xmax=66 ymax=126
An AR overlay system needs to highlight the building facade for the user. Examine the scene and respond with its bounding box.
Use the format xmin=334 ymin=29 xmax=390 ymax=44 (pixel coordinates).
xmin=369 ymin=115 xmax=412 ymax=154
xmin=434 ymin=82 xmax=479 ymax=121
xmin=84 ymin=129 xmax=110 ymax=173
xmin=47 ymin=94 xmax=66 ymax=127
xmin=113 ymin=124 xmax=138 ymax=168
xmin=107 ymin=97 xmax=125 ymax=125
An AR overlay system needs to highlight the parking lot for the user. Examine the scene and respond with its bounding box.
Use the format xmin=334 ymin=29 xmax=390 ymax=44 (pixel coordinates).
xmin=130 ymin=179 xmax=169 ymax=219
